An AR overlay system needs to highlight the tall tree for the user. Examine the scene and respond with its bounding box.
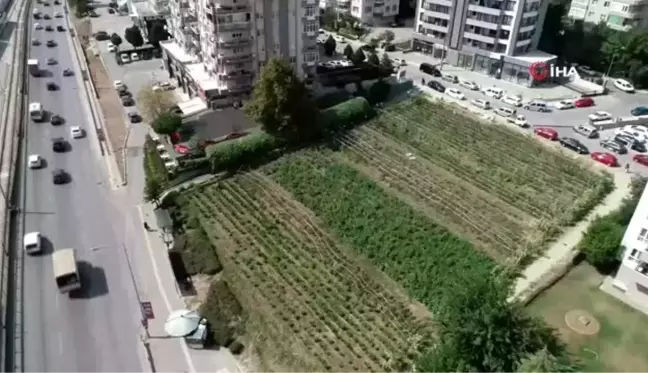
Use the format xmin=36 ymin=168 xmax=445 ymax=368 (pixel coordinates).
xmin=151 ymin=112 xmax=182 ymax=135
xmin=323 ymin=35 xmax=337 ymax=56
xmin=537 ymin=0 xmax=570 ymax=57
xmin=137 ymin=85 xmax=176 ymax=121
xmin=110 ymin=33 xmax=122 ymax=49
xmin=343 ymin=44 xmax=354 ymax=60
xmin=602 ymin=30 xmax=648 ymax=86
xmin=144 ymin=176 xmax=163 ymax=206
xmin=367 ymin=51 xmax=380 ymax=66
xmin=244 ymin=58 xmax=318 ymax=143
xmin=148 ymin=21 xmax=169 ymax=48
xmin=321 ymin=7 xmax=338 ymax=30
xmin=351 ymin=48 xmax=366 ymax=65
xmin=380 ymin=53 xmax=394 ymax=72
xmin=518 ymin=347 xmax=578 ymax=372
xmin=124 ymin=25 xmax=144 ymax=47
xmin=379 ymin=30 xmax=395 ymax=44
xmin=578 ymin=216 xmax=625 ymax=271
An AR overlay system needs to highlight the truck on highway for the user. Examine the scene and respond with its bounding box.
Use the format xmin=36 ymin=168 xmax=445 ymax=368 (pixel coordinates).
xmin=52 ymin=248 xmax=81 ymax=294
xmin=28 ymin=59 xmax=39 ymax=77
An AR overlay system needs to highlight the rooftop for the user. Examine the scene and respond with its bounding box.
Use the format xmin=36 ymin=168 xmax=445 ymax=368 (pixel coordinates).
xmin=160 ymin=41 xmax=200 ymax=64
xmin=185 ymin=63 xmax=221 ymax=91
xmin=513 ymin=50 xmax=557 ymax=63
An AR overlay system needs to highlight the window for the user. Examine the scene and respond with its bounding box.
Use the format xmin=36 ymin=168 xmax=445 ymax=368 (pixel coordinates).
xmin=639 ymin=228 xmax=648 ymax=241
xmin=365 ymin=6 xmax=372 ymax=12
xmin=603 ymin=1 xmax=610 ymax=6
xmin=622 ymin=5 xmax=629 ymax=11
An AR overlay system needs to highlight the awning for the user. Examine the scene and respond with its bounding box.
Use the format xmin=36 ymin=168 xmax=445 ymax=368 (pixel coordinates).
xmin=177 ymin=97 xmax=208 ymax=118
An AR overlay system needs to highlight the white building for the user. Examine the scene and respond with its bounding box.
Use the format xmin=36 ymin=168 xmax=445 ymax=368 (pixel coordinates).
xmin=568 ymin=0 xmax=648 ymax=32
xmin=321 ymin=0 xmax=400 ymax=24
xmin=412 ymin=0 xmax=556 ymax=87
xmin=161 ymin=0 xmax=319 ymax=108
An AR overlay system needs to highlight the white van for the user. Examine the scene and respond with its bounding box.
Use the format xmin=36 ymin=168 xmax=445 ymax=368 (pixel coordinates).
xmin=524 ymin=100 xmax=550 ymax=112
xmin=482 ymin=87 xmax=504 ymax=99
xmin=573 ymin=123 xmax=599 ymax=138
xmin=494 ymin=106 xmax=516 ymax=117
xmin=29 ymin=102 xmax=44 ymax=122
xmin=470 ymin=99 xmax=491 ymax=110
xmin=23 ymin=232 xmax=42 ymax=255
xmin=501 ymin=95 xmax=523 ymax=107
xmin=53 ymin=248 xmax=81 ymax=293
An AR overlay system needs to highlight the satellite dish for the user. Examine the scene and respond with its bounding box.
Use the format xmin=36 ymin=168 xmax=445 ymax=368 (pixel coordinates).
xmin=164 ymin=309 xmax=202 ymax=337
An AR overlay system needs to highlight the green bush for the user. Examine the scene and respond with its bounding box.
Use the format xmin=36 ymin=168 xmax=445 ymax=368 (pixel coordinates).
xmin=319 ymin=97 xmax=375 ymax=132
xmin=199 ymin=279 xmax=245 ymax=347
xmin=367 ymin=80 xmax=391 ymax=105
xmin=143 ymin=135 xmax=169 ymax=186
xmin=208 ymin=131 xmax=286 ymax=173
xmin=178 ymin=157 xmax=210 ymax=172
xmin=315 ymin=90 xmax=353 ymax=109
xmin=177 ymin=225 xmax=223 ymax=275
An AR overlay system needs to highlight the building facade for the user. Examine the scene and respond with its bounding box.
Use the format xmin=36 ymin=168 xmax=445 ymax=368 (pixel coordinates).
xmin=412 ymin=0 xmax=555 ymax=86
xmin=321 ymin=0 xmax=400 ymax=24
xmin=161 ymin=0 xmax=319 ymax=108
xmin=568 ymin=0 xmax=648 ymax=32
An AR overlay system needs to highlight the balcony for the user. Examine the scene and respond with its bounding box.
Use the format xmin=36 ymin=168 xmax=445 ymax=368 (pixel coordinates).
xmin=302 ymin=0 xmax=317 ymax=5
xmin=214 ymin=3 xmax=249 ymax=13
xmin=219 ymin=53 xmax=254 ymax=64
xmin=217 ymin=38 xmax=251 ymax=48
xmin=464 ymin=31 xmax=496 ymax=43
xmin=468 ymin=4 xmax=502 ymax=16
xmin=219 ymin=70 xmax=253 ymax=80
xmin=465 ymin=17 xmax=498 ymax=30
xmin=216 ymin=21 xmax=251 ymax=31
xmin=420 ymin=8 xmax=451 ymax=20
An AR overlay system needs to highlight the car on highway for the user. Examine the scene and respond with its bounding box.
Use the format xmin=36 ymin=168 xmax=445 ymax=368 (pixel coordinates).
xmin=426 ymin=80 xmax=445 ymax=93
xmin=52 ymin=169 xmax=68 ymax=184
xmin=62 ymin=68 xmax=73 ymax=76
xmin=600 ymin=139 xmax=627 ymax=154
xmin=420 ymin=63 xmax=441 ymax=77
xmin=441 ymin=74 xmax=459 ymax=84
xmin=50 ymin=114 xmax=63 ymax=125
xmin=559 ymin=137 xmax=589 ymax=154
xmin=46 ymin=57 xmax=56 ymax=65
xmin=614 ymin=134 xmax=646 ymax=152
xmin=507 ymin=114 xmax=528 ymax=127
xmin=23 ymin=232 xmax=42 ymax=255
xmin=70 ymin=126 xmax=84 ymax=139
xmin=56 ymin=25 xmax=65 ymax=32
xmin=45 ymin=25 xmax=53 ymax=32
xmin=121 ymin=97 xmax=135 ymax=106
xmin=54 ymin=11 xmax=62 ymax=17
xmin=633 ymin=154 xmax=648 ymax=167
xmin=501 ymin=95 xmax=523 ymax=107
xmin=574 ymin=97 xmax=595 ymax=108
xmin=52 ymin=137 xmax=67 ymax=152
xmin=43 ymin=13 xmax=51 ymax=19
xmin=631 ymin=106 xmax=648 ymax=116
xmin=554 ymin=99 xmax=575 ymax=110
xmin=42 ymin=1 xmax=50 ymax=5
xmin=31 ymin=39 xmax=40 ymax=46
xmin=46 ymin=40 xmax=57 ymax=47
xmin=446 ymin=88 xmax=465 ymax=100
xmin=127 ymin=112 xmax=142 ymax=123
xmin=34 ymin=23 xmax=43 ymax=30
xmin=591 ymin=152 xmax=618 ymax=167
xmin=470 ymin=99 xmax=490 ymax=110
xmin=524 ymin=100 xmax=550 ymax=112
xmin=614 ymin=78 xmax=635 ymax=93
xmin=28 ymin=154 xmax=43 ymax=169
xmin=459 ymin=80 xmax=479 ymax=90
xmin=108 ymin=7 xmax=115 ymax=14
xmin=46 ymin=82 xmax=58 ymax=91
xmin=534 ymin=127 xmax=558 ymax=140
xmin=588 ymin=111 xmax=612 ymax=122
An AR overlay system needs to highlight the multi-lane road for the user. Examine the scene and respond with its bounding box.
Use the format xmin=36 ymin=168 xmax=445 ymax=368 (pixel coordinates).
xmin=17 ymin=0 xmax=145 ymax=370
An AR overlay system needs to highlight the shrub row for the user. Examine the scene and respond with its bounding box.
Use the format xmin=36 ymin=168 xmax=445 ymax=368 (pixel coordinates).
xmin=207 ymin=131 xmax=287 ymax=173
xmin=320 ymin=96 xmax=375 ymax=132
xmin=144 ymin=135 xmax=169 ymax=185
xmin=199 ymin=279 xmax=246 ymax=349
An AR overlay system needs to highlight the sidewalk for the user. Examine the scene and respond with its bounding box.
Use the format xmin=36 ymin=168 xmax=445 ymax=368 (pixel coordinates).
xmin=135 ymin=202 xmax=242 ymax=373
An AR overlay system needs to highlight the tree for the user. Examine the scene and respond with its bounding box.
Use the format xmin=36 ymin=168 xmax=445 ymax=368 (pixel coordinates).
xmin=578 ymin=216 xmax=625 ymax=271
xmin=148 ymin=21 xmax=169 ymax=48
xmin=110 ymin=33 xmax=122 ymax=49
xmin=144 ymin=176 xmax=163 ymax=206
xmin=380 ymin=53 xmax=394 ymax=72
xmin=343 ymin=44 xmax=354 ymax=60
xmin=124 ymin=25 xmax=144 ymax=47
xmin=187 ymin=134 xmax=202 ymax=150
xmin=351 ymin=48 xmax=366 ymax=65
xmin=379 ymin=30 xmax=395 ymax=44
xmin=321 ymin=7 xmax=338 ymax=30
xmin=137 ymin=85 xmax=176 ymax=121
xmin=367 ymin=51 xmax=380 ymax=66
xmin=244 ymin=58 xmax=318 ymax=143
xmin=518 ymin=347 xmax=578 ymax=372
xmin=323 ymin=35 xmax=337 ymax=57
xmin=75 ymin=0 xmax=89 ymax=16
xmin=602 ymin=31 xmax=648 ymax=86
xmin=151 ymin=112 xmax=182 ymax=135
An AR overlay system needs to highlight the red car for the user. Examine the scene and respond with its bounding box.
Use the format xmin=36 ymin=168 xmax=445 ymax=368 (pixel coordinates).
xmin=534 ymin=127 xmax=559 ymax=140
xmin=574 ymin=97 xmax=595 ymax=108
xmin=174 ymin=144 xmax=191 ymax=154
xmin=633 ymin=154 xmax=648 ymax=167
xmin=591 ymin=152 xmax=618 ymax=167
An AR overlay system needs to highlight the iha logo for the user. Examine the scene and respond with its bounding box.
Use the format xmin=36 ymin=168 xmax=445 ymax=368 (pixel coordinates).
xmin=528 ymin=62 xmax=577 ymax=81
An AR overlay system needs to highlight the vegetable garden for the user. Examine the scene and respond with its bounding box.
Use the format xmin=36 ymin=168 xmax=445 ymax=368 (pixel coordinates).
xmin=184 ymin=175 xmax=430 ymax=372
xmin=334 ymin=97 xmax=613 ymax=262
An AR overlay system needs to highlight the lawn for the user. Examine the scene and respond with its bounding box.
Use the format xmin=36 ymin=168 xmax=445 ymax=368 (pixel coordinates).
xmin=334 ymin=97 xmax=613 ymax=262
xmin=183 ymin=175 xmax=432 ymax=372
xmin=528 ymin=264 xmax=648 ymax=372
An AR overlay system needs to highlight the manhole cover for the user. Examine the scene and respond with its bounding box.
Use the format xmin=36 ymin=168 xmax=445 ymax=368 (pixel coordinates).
xmin=565 ymin=309 xmax=600 ymax=335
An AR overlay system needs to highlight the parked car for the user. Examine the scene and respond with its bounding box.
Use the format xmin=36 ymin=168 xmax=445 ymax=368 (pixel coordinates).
xmin=614 ymin=134 xmax=646 ymax=152
xmin=600 ymin=139 xmax=627 ymax=154
xmin=534 ymin=127 xmax=558 ymax=140
xmin=470 ymin=99 xmax=490 ymax=110
xmin=588 ymin=111 xmax=612 ymax=122
xmin=120 ymin=54 xmax=130 ymax=63
xmin=446 ymin=88 xmax=465 ymax=100
xmin=56 ymin=25 xmax=65 ymax=32
xmin=559 ymin=137 xmax=589 ymax=154
xmin=45 ymin=25 xmax=53 ymax=32
xmin=631 ymin=106 xmax=648 ymax=116
xmin=62 ymin=68 xmax=73 ymax=76
xmin=633 ymin=154 xmax=648 ymax=167
xmin=507 ymin=114 xmax=528 ymax=127
xmin=554 ymin=99 xmax=575 ymax=110
xmin=107 ymin=42 xmax=116 ymax=52
xmin=426 ymin=80 xmax=445 ymax=93
xmin=441 ymin=74 xmax=459 ymax=84
xmin=94 ymin=31 xmax=109 ymax=40
xmin=419 ymin=63 xmax=441 ymax=77
xmin=121 ymin=97 xmax=135 ymax=106
xmin=127 ymin=112 xmax=142 ymax=123
xmin=459 ymin=80 xmax=479 ymax=90
xmin=108 ymin=7 xmax=115 ymax=14
xmin=482 ymin=87 xmax=504 ymax=99
xmin=591 ymin=152 xmax=618 ymax=167
xmin=574 ymin=97 xmax=595 ymax=108
xmin=28 ymin=154 xmax=43 ymax=169
xmin=46 ymin=82 xmax=58 ymax=91
xmin=501 ymin=95 xmax=523 ymax=107
xmin=50 ymin=114 xmax=63 ymax=125
xmin=614 ymin=78 xmax=635 ymax=93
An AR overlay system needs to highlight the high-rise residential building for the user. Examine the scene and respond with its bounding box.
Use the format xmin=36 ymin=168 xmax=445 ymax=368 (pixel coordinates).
xmin=161 ymin=0 xmax=320 ymax=109
xmin=413 ymin=0 xmax=556 ymax=86
xmin=568 ymin=0 xmax=648 ymax=32
xmin=319 ymin=0 xmax=400 ymax=25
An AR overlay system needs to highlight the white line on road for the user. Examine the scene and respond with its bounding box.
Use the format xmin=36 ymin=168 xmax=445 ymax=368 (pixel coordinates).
xmin=58 ymin=332 xmax=63 ymax=354
xmin=136 ymin=204 xmax=196 ymax=373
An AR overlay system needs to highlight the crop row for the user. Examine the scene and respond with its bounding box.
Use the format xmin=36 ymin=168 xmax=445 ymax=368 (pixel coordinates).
xmin=263 ymin=149 xmax=495 ymax=314
xmin=186 ymin=176 xmax=427 ymax=371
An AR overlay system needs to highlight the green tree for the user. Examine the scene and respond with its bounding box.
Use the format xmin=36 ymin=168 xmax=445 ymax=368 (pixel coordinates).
xmin=602 ymin=31 xmax=648 ymax=86
xmin=518 ymin=347 xmax=578 ymax=372
xmin=244 ymin=58 xmax=318 ymax=143
xmin=138 ymin=85 xmax=176 ymax=121
xmin=379 ymin=30 xmax=395 ymax=44
xmin=75 ymin=0 xmax=89 ymax=16
xmin=321 ymin=7 xmax=338 ymax=30
xmin=323 ymin=35 xmax=337 ymax=56
xmin=152 ymin=112 xmax=182 ymax=135
xmin=110 ymin=33 xmax=122 ymax=49
xmin=367 ymin=80 xmax=390 ymax=104
xmin=148 ymin=20 xmax=169 ymax=48
xmin=537 ymin=0 xmax=570 ymax=58
xmin=380 ymin=53 xmax=394 ymax=72
xmin=124 ymin=25 xmax=144 ymax=47
xmin=351 ymin=48 xmax=366 ymax=65
xmin=144 ymin=176 xmax=163 ymax=205
xmin=367 ymin=51 xmax=380 ymax=66
xmin=343 ymin=44 xmax=354 ymax=60
xmin=578 ymin=216 xmax=625 ymax=271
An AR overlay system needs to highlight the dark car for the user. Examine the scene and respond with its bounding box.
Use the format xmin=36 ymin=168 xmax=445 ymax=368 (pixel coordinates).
xmin=62 ymin=68 xmax=73 ymax=76
xmin=118 ymin=90 xmax=132 ymax=97
xmin=360 ymin=44 xmax=375 ymax=52
xmin=559 ymin=137 xmax=589 ymax=154
xmin=52 ymin=169 xmax=68 ymax=184
xmin=614 ymin=135 xmax=647 ymax=152
xmin=46 ymin=40 xmax=56 ymax=47
xmin=45 ymin=25 xmax=53 ymax=31
xmin=43 ymin=13 xmax=51 ymax=19
xmin=43 ymin=1 xmax=50 ymax=5
xmin=54 ymin=0 xmax=60 ymax=4
xmin=89 ymin=11 xmax=99 ymax=17
xmin=47 ymin=57 xmax=57 ymax=65
xmin=121 ymin=97 xmax=135 ymax=106
xmin=420 ymin=62 xmax=442 ymax=77
xmin=631 ymin=106 xmax=648 ymax=116
xmin=600 ymin=139 xmax=628 ymax=154
xmin=50 ymin=114 xmax=63 ymax=125
xmin=94 ymin=31 xmax=109 ymax=41
xmin=427 ymin=80 xmax=446 ymax=93
xmin=56 ymin=25 xmax=65 ymax=32
xmin=52 ymin=137 xmax=66 ymax=152
xmin=46 ymin=82 xmax=58 ymax=91
xmin=108 ymin=8 xmax=115 ymax=14
xmin=127 ymin=112 xmax=142 ymax=123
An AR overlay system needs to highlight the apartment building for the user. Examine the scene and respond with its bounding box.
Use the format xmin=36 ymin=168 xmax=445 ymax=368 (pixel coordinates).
xmin=413 ymin=0 xmax=555 ymax=87
xmin=568 ymin=0 xmax=648 ymax=32
xmin=160 ymin=0 xmax=320 ymax=109
xmin=320 ymin=0 xmax=400 ymax=24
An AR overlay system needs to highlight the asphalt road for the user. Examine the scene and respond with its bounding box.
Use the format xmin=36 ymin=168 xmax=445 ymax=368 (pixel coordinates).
xmin=20 ymin=3 xmax=144 ymax=371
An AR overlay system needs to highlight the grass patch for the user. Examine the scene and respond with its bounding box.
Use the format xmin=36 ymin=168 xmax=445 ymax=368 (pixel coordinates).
xmin=200 ymin=279 xmax=246 ymax=348
xmin=527 ymin=263 xmax=648 ymax=371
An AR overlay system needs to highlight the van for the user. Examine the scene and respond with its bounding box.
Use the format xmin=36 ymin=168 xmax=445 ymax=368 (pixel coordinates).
xmin=419 ymin=63 xmax=441 ymax=77
xmin=470 ymin=99 xmax=491 ymax=110
xmin=573 ymin=123 xmax=599 ymax=138
xmin=524 ymin=100 xmax=550 ymax=112
xmin=441 ymin=74 xmax=459 ymax=83
xmin=494 ymin=106 xmax=516 ymax=117
xmin=24 ymin=232 xmax=42 ymax=255
xmin=482 ymin=87 xmax=504 ymax=99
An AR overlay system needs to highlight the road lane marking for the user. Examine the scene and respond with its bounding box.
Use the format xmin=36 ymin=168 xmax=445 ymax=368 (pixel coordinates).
xmin=58 ymin=332 xmax=63 ymax=354
xmin=136 ymin=204 xmax=196 ymax=373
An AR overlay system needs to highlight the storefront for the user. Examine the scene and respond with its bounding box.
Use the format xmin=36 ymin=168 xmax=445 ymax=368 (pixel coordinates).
xmin=500 ymin=61 xmax=533 ymax=87
xmin=472 ymin=54 xmax=501 ymax=78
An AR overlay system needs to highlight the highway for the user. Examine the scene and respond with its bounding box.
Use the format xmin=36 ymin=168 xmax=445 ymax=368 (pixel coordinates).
xmin=18 ymin=1 xmax=145 ymax=370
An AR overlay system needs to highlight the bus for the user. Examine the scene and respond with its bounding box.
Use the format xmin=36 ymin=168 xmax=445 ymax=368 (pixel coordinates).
xmin=29 ymin=102 xmax=44 ymax=122
xmin=52 ymin=248 xmax=81 ymax=293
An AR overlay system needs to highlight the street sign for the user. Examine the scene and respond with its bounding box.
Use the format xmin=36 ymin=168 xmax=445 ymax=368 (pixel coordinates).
xmin=141 ymin=301 xmax=155 ymax=320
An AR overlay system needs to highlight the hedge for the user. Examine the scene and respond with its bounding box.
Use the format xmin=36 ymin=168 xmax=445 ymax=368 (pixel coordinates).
xmin=199 ymin=279 xmax=245 ymax=347
xmin=315 ymin=90 xmax=353 ymax=109
xmin=207 ymin=131 xmax=286 ymax=173
xmin=144 ymin=135 xmax=169 ymax=186
xmin=320 ymin=96 xmax=375 ymax=132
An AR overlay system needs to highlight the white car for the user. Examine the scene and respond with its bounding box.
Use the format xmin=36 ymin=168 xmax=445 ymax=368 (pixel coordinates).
xmin=34 ymin=23 xmax=42 ymax=30
xmin=470 ymin=99 xmax=490 ymax=110
xmin=153 ymin=82 xmax=175 ymax=92
xmin=459 ymin=80 xmax=479 ymax=90
xmin=54 ymin=11 xmax=62 ymax=17
xmin=554 ymin=99 xmax=575 ymax=110
xmin=391 ymin=58 xmax=407 ymax=66
xmin=107 ymin=42 xmax=116 ymax=52
xmin=70 ymin=126 xmax=84 ymax=138
xmin=28 ymin=154 xmax=43 ymax=169
xmin=446 ymin=88 xmax=465 ymax=100
xmin=501 ymin=95 xmax=524 ymax=107
xmin=113 ymin=80 xmax=125 ymax=90
xmin=506 ymin=114 xmax=528 ymax=127
xmin=614 ymin=78 xmax=635 ymax=93
xmin=588 ymin=111 xmax=612 ymax=121
xmin=120 ymin=54 xmax=130 ymax=64
xmin=131 ymin=52 xmax=140 ymax=61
